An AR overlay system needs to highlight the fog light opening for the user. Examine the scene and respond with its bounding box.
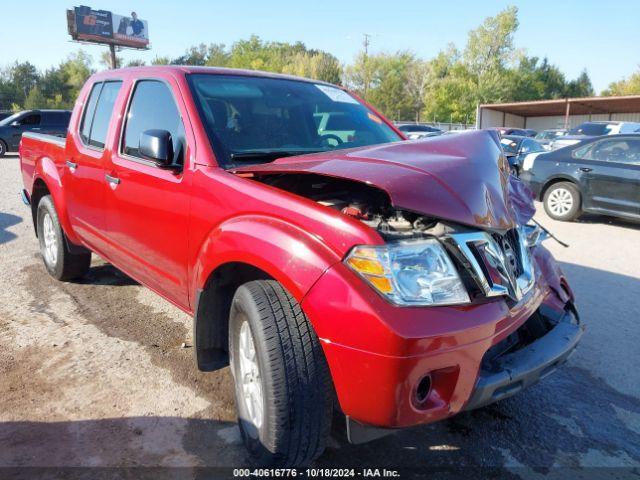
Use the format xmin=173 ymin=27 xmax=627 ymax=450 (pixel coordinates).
xmin=415 ymin=375 xmax=432 ymax=405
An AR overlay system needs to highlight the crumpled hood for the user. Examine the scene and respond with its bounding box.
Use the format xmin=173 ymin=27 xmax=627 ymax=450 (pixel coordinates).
xmin=235 ymin=130 xmax=534 ymax=231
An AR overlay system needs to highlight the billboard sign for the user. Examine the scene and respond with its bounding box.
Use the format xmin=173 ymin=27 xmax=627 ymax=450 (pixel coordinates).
xmin=68 ymin=6 xmax=149 ymax=49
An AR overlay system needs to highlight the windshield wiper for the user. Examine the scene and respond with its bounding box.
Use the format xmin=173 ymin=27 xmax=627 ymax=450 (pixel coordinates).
xmin=230 ymin=150 xmax=323 ymax=162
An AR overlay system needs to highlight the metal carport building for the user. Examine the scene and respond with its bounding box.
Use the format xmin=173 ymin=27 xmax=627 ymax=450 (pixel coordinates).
xmin=477 ymin=95 xmax=640 ymax=131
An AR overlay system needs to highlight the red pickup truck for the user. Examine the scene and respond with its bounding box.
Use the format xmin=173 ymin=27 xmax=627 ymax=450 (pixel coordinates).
xmin=19 ymin=66 xmax=583 ymax=466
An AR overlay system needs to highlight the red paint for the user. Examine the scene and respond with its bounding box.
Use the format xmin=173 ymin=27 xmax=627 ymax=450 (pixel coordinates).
xmin=20 ymin=66 xmax=574 ymax=431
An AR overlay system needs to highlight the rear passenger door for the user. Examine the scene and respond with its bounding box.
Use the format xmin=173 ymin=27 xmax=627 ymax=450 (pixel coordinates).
xmin=65 ymin=81 xmax=123 ymax=252
xmin=573 ymin=138 xmax=640 ymax=217
xmin=103 ymin=77 xmax=192 ymax=308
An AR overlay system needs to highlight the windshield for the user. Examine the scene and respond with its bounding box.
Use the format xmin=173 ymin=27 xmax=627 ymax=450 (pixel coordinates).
xmin=569 ymin=123 xmax=616 ymax=136
xmin=187 ymin=74 xmax=401 ymax=167
xmin=0 ymin=112 xmax=22 ymax=126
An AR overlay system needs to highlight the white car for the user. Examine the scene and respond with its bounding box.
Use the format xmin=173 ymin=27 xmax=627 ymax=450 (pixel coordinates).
xmin=551 ymin=121 xmax=640 ymax=150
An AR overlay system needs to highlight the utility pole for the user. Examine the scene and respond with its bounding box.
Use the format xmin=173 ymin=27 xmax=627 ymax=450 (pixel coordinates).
xmin=362 ymin=33 xmax=371 ymax=100
xmin=109 ymin=44 xmax=118 ymax=69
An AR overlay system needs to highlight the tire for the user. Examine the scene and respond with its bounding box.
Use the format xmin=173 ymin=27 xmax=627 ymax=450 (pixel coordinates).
xmin=543 ymin=182 xmax=581 ymax=221
xmin=229 ymin=280 xmax=333 ymax=467
xmin=0 ymin=140 xmax=7 ymax=158
xmin=37 ymin=195 xmax=91 ymax=280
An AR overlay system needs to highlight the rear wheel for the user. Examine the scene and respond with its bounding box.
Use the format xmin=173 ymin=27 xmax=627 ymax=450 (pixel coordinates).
xmin=37 ymin=195 xmax=91 ymax=280
xmin=229 ymin=280 xmax=333 ymax=467
xmin=543 ymin=182 xmax=581 ymax=221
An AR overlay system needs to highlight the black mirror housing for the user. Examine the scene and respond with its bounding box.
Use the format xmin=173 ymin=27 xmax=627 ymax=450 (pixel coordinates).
xmin=139 ymin=129 xmax=175 ymax=166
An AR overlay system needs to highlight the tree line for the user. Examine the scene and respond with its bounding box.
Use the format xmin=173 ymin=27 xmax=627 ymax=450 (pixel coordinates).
xmin=1 ymin=7 xmax=637 ymax=123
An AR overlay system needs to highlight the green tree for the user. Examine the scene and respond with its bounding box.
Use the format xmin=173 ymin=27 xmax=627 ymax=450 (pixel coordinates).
xmin=125 ymin=59 xmax=146 ymax=67
xmin=100 ymin=50 xmax=122 ymax=69
xmin=565 ymin=70 xmax=594 ymax=97
xmin=345 ymin=51 xmax=416 ymax=120
xmin=23 ymin=86 xmax=47 ymax=109
xmin=204 ymin=44 xmax=230 ymax=67
xmin=8 ymin=62 xmax=39 ymax=105
xmin=463 ymin=6 xmax=518 ymax=77
xmin=602 ymin=68 xmax=640 ymax=96
xmin=151 ymin=56 xmax=171 ymax=65
xmin=281 ymin=51 xmax=342 ymax=84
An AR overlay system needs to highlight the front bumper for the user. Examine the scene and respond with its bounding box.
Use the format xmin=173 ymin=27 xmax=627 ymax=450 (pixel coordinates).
xmin=463 ymin=309 xmax=583 ymax=411
xmin=302 ymin=246 xmax=581 ymax=435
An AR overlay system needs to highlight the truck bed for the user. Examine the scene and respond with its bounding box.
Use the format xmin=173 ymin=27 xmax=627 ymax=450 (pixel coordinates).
xmin=19 ymin=131 xmax=67 ymax=198
xmin=22 ymin=131 xmax=66 ymax=148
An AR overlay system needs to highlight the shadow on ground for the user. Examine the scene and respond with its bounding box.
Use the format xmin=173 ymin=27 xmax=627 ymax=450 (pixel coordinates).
xmin=575 ymin=213 xmax=640 ymax=231
xmin=0 ymin=211 xmax=22 ymax=244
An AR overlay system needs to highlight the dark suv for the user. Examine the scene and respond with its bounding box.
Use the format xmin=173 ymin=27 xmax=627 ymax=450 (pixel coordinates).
xmin=0 ymin=110 xmax=71 ymax=157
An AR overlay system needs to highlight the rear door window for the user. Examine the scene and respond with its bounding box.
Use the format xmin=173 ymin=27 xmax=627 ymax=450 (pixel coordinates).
xmin=79 ymin=83 xmax=102 ymax=144
xmin=88 ymin=82 xmax=122 ymax=149
xmin=574 ymin=138 xmax=640 ymax=164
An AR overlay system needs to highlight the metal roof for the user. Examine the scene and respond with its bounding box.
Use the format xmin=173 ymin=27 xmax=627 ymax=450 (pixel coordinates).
xmin=480 ymin=95 xmax=640 ymax=117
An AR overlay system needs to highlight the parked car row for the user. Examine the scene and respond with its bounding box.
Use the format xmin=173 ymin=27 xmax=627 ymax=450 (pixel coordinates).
xmin=550 ymin=121 xmax=640 ymax=150
xmin=0 ymin=109 xmax=71 ymax=157
xmin=395 ymin=123 xmax=442 ymax=139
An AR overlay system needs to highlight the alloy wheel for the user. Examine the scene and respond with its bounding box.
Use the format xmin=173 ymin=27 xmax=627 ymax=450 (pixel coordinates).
xmin=238 ymin=320 xmax=264 ymax=429
xmin=42 ymin=213 xmax=58 ymax=265
xmin=547 ymin=187 xmax=574 ymax=216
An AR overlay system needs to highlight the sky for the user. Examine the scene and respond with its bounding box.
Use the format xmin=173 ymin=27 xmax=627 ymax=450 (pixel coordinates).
xmin=1 ymin=0 xmax=639 ymax=93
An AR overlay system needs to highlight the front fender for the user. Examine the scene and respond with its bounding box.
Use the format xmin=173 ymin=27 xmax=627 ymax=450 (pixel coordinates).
xmin=192 ymin=214 xmax=342 ymax=305
xmin=34 ymin=157 xmax=81 ymax=244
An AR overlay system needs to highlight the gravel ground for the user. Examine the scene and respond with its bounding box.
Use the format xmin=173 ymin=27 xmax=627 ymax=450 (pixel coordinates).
xmin=1 ymin=152 xmax=639 ymax=474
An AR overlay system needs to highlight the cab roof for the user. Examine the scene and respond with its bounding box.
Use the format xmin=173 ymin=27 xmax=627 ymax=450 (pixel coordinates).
xmin=92 ymin=65 xmax=336 ymax=87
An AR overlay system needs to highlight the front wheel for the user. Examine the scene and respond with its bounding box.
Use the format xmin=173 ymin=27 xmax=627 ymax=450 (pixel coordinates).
xmin=229 ymin=280 xmax=333 ymax=467
xmin=543 ymin=182 xmax=582 ymax=221
xmin=0 ymin=140 xmax=7 ymax=158
xmin=37 ymin=195 xmax=91 ymax=280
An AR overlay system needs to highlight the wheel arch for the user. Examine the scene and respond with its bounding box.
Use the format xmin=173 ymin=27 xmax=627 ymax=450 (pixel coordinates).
xmin=31 ymin=157 xmax=81 ymax=244
xmin=193 ymin=261 xmax=274 ymax=371
xmin=191 ymin=215 xmax=342 ymax=372
xmin=540 ymin=176 xmax=581 ymax=203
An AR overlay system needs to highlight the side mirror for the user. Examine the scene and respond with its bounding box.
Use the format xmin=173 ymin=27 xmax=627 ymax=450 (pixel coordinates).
xmin=139 ymin=129 xmax=177 ymax=169
xmin=10 ymin=121 xmax=20 ymax=127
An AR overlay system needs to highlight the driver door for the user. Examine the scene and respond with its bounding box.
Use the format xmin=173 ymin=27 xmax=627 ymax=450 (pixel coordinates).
xmin=103 ymin=76 xmax=193 ymax=309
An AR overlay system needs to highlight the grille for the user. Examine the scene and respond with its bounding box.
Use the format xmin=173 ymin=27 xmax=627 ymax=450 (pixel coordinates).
xmin=492 ymin=229 xmax=525 ymax=279
xmin=447 ymin=227 xmax=534 ymax=302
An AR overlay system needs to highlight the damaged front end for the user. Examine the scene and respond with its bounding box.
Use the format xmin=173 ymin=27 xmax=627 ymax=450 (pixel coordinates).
xmin=234 ymin=130 xmax=553 ymax=309
xmin=233 ymin=130 xmax=583 ymax=438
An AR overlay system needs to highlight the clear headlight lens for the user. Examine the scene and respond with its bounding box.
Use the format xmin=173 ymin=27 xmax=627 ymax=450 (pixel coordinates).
xmin=345 ymin=239 xmax=470 ymax=306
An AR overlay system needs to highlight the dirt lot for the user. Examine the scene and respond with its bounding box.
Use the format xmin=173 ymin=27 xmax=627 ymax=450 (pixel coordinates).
xmin=1 ymin=152 xmax=639 ymax=472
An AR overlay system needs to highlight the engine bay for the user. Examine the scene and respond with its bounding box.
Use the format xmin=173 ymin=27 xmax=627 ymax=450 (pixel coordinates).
xmin=253 ymin=173 xmax=439 ymax=239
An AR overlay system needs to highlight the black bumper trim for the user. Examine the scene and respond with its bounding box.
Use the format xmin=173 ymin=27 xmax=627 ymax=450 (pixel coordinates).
xmin=464 ymin=311 xmax=584 ymax=411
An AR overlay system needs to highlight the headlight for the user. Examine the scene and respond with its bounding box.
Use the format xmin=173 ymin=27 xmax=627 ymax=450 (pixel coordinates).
xmin=345 ymin=239 xmax=470 ymax=306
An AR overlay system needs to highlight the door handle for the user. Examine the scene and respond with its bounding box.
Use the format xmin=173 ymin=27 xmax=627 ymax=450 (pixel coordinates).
xmin=579 ymin=167 xmax=593 ymax=173
xmin=105 ymin=174 xmax=121 ymax=185
xmin=66 ymin=160 xmax=78 ymax=170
